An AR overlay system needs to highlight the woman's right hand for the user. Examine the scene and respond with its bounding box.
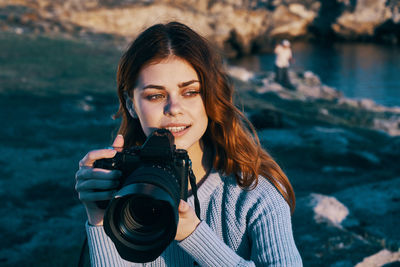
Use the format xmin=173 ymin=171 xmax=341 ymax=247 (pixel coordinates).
xmin=75 ymin=135 xmax=124 ymax=226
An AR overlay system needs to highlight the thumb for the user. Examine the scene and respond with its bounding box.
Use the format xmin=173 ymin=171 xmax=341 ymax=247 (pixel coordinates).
xmin=178 ymin=200 xmax=190 ymax=214
xmin=112 ymin=134 xmax=124 ymax=151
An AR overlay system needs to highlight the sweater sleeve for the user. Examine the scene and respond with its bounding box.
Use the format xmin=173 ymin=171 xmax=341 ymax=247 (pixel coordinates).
xmin=178 ymin=187 xmax=302 ymax=267
xmin=178 ymin=207 xmax=302 ymax=267
xmin=248 ymin=200 xmax=303 ymax=266
xmin=85 ymin=222 xmax=138 ymax=267
xmin=178 ymin=221 xmax=255 ymax=267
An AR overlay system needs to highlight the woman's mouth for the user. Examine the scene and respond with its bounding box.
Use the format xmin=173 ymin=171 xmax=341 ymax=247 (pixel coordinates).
xmin=163 ymin=125 xmax=190 ymax=136
xmin=164 ymin=126 xmax=187 ymax=132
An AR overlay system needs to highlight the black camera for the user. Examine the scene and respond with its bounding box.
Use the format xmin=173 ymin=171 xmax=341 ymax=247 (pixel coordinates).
xmin=93 ymin=129 xmax=191 ymax=263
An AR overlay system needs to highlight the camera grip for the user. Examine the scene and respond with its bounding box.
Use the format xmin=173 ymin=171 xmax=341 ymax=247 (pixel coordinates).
xmin=93 ymin=157 xmax=118 ymax=209
xmin=93 ymin=157 xmax=117 ymax=170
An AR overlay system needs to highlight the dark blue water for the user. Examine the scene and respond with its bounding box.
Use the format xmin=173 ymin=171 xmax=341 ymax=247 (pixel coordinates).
xmin=230 ymin=42 xmax=400 ymax=107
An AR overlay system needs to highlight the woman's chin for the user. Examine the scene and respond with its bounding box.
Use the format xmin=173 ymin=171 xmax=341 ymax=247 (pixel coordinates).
xmin=174 ymin=142 xmax=190 ymax=151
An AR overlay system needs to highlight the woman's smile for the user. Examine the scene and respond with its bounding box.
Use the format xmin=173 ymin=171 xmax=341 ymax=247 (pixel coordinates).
xmin=162 ymin=124 xmax=191 ymax=136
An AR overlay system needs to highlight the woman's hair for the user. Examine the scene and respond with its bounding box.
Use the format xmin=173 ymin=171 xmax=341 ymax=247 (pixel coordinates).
xmin=114 ymin=22 xmax=296 ymax=212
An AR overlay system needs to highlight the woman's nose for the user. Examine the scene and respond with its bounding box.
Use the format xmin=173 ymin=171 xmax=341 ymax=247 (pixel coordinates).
xmin=164 ymin=95 xmax=183 ymax=116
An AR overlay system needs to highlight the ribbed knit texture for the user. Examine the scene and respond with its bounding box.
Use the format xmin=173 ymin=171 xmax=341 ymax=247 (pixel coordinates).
xmin=86 ymin=170 xmax=302 ymax=266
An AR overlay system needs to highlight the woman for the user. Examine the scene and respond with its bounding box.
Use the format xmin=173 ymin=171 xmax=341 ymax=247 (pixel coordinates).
xmin=75 ymin=21 xmax=302 ymax=266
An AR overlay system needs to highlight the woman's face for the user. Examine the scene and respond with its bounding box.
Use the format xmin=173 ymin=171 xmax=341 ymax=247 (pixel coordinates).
xmin=132 ymin=56 xmax=208 ymax=154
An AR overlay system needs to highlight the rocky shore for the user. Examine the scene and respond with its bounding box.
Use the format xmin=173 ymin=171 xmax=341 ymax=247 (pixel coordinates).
xmin=228 ymin=66 xmax=400 ymax=266
xmin=1 ymin=0 xmax=400 ymax=57
xmin=0 ymin=1 xmax=399 ymax=266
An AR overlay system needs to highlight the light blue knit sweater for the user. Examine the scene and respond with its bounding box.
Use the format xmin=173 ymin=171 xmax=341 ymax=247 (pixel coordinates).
xmin=86 ymin=169 xmax=302 ymax=266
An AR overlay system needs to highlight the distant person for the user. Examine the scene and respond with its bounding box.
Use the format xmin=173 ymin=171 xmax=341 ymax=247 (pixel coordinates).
xmin=274 ymin=39 xmax=295 ymax=90
xmin=75 ymin=22 xmax=302 ymax=266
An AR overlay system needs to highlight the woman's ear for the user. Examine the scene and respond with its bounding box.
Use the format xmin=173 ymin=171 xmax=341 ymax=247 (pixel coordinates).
xmin=123 ymin=91 xmax=138 ymax=119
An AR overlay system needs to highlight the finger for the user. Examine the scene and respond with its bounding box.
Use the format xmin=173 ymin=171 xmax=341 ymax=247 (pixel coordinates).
xmin=78 ymin=190 xmax=117 ymax=202
xmin=75 ymin=179 xmax=120 ymax=192
xmin=79 ymin=149 xmax=117 ymax=167
xmin=112 ymin=134 xmax=124 ymax=151
xmin=76 ymin=168 xmax=121 ymax=181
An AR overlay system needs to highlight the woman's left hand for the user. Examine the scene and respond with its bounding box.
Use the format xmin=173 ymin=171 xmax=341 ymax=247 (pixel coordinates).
xmin=175 ymin=200 xmax=201 ymax=241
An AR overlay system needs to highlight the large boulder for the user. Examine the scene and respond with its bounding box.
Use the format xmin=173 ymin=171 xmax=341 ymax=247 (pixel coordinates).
xmin=269 ymin=4 xmax=318 ymax=39
xmin=332 ymin=0 xmax=393 ymax=39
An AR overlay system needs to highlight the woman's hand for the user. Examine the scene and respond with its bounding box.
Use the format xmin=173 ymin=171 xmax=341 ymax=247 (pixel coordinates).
xmin=75 ymin=135 xmax=124 ymax=226
xmin=175 ymin=200 xmax=201 ymax=241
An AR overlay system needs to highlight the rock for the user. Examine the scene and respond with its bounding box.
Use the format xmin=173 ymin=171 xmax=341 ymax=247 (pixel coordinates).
xmin=249 ymin=109 xmax=284 ymax=129
xmin=334 ymin=177 xmax=400 ymax=249
xmin=338 ymin=98 xmax=360 ymax=109
xmin=257 ymin=81 xmax=284 ymax=93
xmin=294 ymin=193 xmax=380 ymax=265
xmin=234 ymin=68 xmax=400 ymax=137
xmin=374 ymin=117 xmax=400 ymax=136
xmin=359 ymin=98 xmax=376 ymax=110
xmin=322 ymin=166 xmax=356 ymax=173
xmin=321 ymin=85 xmax=342 ymax=100
xmin=296 ymin=84 xmax=322 ymax=99
xmin=333 ymin=0 xmax=393 ymax=39
xmin=319 ymin=108 xmax=329 ymax=115
xmin=270 ymin=4 xmax=317 ymax=38
xmin=380 ymin=136 xmax=400 ymax=157
xmin=226 ymin=65 xmax=254 ymax=82
xmin=258 ymin=129 xmax=304 ymax=147
xmin=301 ymin=126 xmax=352 ymax=154
xmin=2 ymin=0 xmax=400 ymax=54
xmin=355 ymin=249 xmax=400 ymax=267
xmin=331 ymin=260 xmax=354 ymax=267
xmin=335 ymin=177 xmax=400 ymax=218
xmin=308 ymin=193 xmax=350 ymax=226
xmin=351 ymin=151 xmax=381 ymax=165
xmin=303 ymin=70 xmax=322 ymax=86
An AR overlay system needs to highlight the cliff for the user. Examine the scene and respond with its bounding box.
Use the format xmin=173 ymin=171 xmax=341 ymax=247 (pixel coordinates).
xmin=1 ymin=0 xmax=399 ymax=57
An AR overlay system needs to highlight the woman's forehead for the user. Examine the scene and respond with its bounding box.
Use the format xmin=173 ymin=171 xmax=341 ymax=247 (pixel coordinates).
xmin=137 ymin=57 xmax=199 ymax=87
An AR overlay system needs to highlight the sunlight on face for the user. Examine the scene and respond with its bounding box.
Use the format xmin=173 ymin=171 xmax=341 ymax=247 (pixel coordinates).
xmin=132 ymin=56 xmax=208 ymax=154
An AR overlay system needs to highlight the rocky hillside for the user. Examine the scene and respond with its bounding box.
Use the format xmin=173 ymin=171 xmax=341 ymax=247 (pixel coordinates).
xmin=1 ymin=0 xmax=399 ymax=57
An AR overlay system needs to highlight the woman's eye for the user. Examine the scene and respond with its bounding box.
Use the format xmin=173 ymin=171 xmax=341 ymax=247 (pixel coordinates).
xmin=145 ymin=94 xmax=165 ymax=101
xmin=183 ymin=90 xmax=200 ymax=97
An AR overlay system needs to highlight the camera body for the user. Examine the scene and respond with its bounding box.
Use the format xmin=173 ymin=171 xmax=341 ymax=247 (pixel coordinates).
xmin=93 ymin=129 xmax=191 ymax=263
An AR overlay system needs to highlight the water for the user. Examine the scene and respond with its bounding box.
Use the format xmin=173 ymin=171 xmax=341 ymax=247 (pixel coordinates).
xmin=230 ymin=42 xmax=400 ymax=107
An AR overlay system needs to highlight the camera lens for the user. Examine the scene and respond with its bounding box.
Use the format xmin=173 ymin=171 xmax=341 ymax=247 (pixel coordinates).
xmin=103 ymin=165 xmax=183 ymax=262
xmin=121 ymin=196 xmax=166 ymax=236
xmin=116 ymin=195 xmax=170 ymax=245
xmin=128 ymin=197 xmax=162 ymax=226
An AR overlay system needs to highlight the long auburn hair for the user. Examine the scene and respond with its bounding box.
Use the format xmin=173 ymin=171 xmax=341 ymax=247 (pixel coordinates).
xmin=114 ymin=22 xmax=296 ymax=212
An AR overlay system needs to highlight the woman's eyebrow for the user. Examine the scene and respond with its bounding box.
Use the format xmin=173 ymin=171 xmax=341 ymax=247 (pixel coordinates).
xmin=141 ymin=84 xmax=165 ymax=90
xmin=141 ymin=80 xmax=200 ymax=90
xmin=178 ymin=80 xmax=200 ymax=88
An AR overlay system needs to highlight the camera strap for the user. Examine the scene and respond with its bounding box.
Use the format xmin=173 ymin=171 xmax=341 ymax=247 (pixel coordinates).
xmin=188 ymin=169 xmax=201 ymax=219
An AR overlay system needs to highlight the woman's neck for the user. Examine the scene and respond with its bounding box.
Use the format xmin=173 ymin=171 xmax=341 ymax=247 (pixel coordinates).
xmin=187 ymin=140 xmax=212 ymax=188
